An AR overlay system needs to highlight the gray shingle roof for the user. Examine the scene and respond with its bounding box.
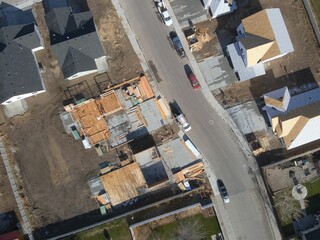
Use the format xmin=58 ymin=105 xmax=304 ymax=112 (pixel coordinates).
xmin=264 ymin=87 xmax=320 ymax=119
xmin=0 ymin=23 xmax=44 ymax=103
xmin=45 ymin=7 xmax=105 ymax=79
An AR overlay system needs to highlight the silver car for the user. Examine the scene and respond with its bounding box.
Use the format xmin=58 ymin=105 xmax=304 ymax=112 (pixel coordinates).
xmin=176 ymin=114 xmax=191 ymax=132
xmin=217 ymin=179 xmax=230 ymax=203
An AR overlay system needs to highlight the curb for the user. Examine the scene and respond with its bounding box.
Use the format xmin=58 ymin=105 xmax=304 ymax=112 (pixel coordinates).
xmin=163 ymin=1 xmax=282 ymax=239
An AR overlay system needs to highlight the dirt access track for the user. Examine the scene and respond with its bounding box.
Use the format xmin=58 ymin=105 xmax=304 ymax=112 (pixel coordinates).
xmin=0 ymin=0 xmax=142 ymax=231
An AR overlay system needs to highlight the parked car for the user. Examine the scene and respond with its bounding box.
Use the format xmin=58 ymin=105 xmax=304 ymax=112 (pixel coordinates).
xmin=188 ymin=72 xmax=201 ymax=90
xmin=169 ymin=31 xmax=185 ymax=58
xmin=169 ymin=102 xmax=191 ymax=132
xmin=217 ymin=179 xmax=230 ymax=203
xmin=176 ymin=113 xmax=191 ymax=132
xmin=154 ymin=0 xmax=173 ymax=26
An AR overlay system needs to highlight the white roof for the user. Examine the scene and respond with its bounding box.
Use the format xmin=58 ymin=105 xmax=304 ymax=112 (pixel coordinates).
xmin=289 ymin=116 xmax=320 ymax=149
xmin=227 ymin=42 xmax=245 ymax=71
xmin=266 ymin=9 xmax=294 ymax=54
xmin=238 ymin=64 xmax=265 ymax=81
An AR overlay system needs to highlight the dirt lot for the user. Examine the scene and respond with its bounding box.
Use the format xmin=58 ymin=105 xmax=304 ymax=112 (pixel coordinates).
xmin=87 ymin=0 xmax=142 ymax=83
xmin=0 ymin=0 xmax=144 ymax=230
xmin=187 ymin=20 xmax=221 ymax=62
xmin=214 ymin=0 xmax=320 ymax=108
xmin=0 ymin=156 xmax=16 ymax=214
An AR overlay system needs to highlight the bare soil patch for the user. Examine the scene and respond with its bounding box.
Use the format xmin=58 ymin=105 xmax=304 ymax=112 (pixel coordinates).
xmin=0 ymin=156 xmax=16 ymax=214
xmin=188 ymin=20 xmax=221 ymax=62
xmin=0 ymin=0 xmax=143 ymax=230
xmin=87 ymin=0 xmax=142 ymax=83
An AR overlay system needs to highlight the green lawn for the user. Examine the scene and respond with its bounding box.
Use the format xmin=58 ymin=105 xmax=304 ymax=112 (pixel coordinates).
xmin=310 ymin=0 xmax=320 ymax=30
xmin=304 ymin=178 xmax=320 ymax=214
xmin=274 ymin=178 xmax=320 ymax=237
xmin=148 ymin=214 xmax=221 ymax=240
xmin=64 ymin=218 xmax=131 ymax=240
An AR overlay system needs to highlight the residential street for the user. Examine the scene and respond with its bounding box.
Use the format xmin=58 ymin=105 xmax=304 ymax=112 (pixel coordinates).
xmin=118 ymin=1 xmax=276 ymax=239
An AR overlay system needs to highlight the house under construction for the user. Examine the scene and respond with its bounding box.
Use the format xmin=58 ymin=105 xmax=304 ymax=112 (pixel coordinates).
xmin=62 ymin=75 xmax=171 ymax=150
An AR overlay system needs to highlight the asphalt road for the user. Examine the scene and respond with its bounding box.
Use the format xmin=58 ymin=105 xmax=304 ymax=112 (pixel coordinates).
xmin=119 ymin=1 xmax=275 ymax=239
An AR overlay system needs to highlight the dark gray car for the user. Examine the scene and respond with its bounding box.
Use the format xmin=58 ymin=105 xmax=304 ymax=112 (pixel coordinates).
xmin=170 ymin=31 xmax=185 ymax=58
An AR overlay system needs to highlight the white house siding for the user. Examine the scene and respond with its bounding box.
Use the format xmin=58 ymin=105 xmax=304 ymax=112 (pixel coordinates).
xmin=205 ymin=0 xmax=237 ymax=18
xmin=1 ymin=90 xmax=46 ymax=105
xmin=95 ymin=56 xmax=108 ymax=74
xmin=66 ymin=69 xmax=97 ymax=80
xmin=288 ymin=116 xmax=320 ymax=149
xmin=260 ymin=52 xmax=287 ymax=65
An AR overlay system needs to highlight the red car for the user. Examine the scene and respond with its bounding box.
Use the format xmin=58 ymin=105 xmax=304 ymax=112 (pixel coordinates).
xmin=188 ymin=72 xmax=201 ymax=90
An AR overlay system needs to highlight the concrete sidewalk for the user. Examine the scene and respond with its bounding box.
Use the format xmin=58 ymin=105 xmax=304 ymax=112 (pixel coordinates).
xmin=163 ymin=1 xmax=282 ymax=239
xmin=112 ymin=0 xmax=281 ymax=239
xmin=203 ymin=159 xmax=237 ymax=240
xmin=303 ymin=0 xmax=320 ymax=46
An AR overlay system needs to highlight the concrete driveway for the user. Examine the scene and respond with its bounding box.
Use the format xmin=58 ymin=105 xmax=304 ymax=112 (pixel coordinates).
xmin=170 ymin=0 xmax=207 ymax=27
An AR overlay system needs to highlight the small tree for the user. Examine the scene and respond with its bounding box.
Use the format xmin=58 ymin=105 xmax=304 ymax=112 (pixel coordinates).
xmin=173 ymin=218 xmax=206 ymax=240
xmin=103 ymin=229 xmax=111 ymax=240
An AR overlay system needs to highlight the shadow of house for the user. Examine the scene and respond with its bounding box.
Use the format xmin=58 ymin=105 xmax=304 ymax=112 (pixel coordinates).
xmin=44 ymin=5 xmax=107 ymax=80
xmin=0 ymin=2 xmax=34 ymax=27
xmin=42 ymin=0 xmax=89 ymax=14
xmin=214 ymin=0 xmax=263 ymax=54
xmin=0 ymin=3 xmax=46 ymax=105
xmin=249 ymin=68 xmax=318 ymax=99
xmin=0 ymin=211 xmax=19 ymax=234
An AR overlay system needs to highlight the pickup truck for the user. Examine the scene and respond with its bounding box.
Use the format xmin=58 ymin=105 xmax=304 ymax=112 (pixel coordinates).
xmin=169 ymin=101 xmax=191 ymax=132
xmin=154 ymin=0 xmax=173 ymax=26
xmin=170 ymin=31 xmax=185 ymax=58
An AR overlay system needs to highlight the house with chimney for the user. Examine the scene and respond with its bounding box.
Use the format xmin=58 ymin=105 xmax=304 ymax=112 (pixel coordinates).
xmin=227 ymin=9 xmax=294 ymax=81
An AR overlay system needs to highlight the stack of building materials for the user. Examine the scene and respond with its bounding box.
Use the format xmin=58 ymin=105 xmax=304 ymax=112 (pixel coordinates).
xmin=138 ymin=76 xmax=154 ymax=100
xmin=174 ymin=162 xmax=204 ymax=183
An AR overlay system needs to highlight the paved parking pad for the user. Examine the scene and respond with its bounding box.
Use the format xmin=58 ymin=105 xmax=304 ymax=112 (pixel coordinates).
xmin=199 ymin=55 xmax=237 ymax=91
xmin=170 ymin=0 xmax=207 ymax=27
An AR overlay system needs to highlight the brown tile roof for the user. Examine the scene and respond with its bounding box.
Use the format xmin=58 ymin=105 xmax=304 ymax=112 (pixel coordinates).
xmin=273 ymin=101 xmax=320 ymax=149
xmin=241 ymin=10 xmax=281 ymax=66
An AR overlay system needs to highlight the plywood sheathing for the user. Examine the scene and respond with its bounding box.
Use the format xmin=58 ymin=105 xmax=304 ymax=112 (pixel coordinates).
xmin=67 ymin=91 xmax=124 ymax=146
xmin=70 ymin=100 xmax=109 ymax=145
xmin=97 ymin=91 xmax=123 ymax=116
xmin=174 ymin=162 xmax=204 ymax=183
xmin=101 ymin=162 xmax=147 ymax=206
xmin=138 ymin=76 xmax=154 ymax=100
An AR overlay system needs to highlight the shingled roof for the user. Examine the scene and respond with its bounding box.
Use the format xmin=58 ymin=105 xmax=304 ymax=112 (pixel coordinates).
xmin=45 ymin=7 xmax=105 ymax=79
xmin=240 ymin=8 xmax=293 ymax=67
xmin=0 ymin=23 xmax=44 ymax=104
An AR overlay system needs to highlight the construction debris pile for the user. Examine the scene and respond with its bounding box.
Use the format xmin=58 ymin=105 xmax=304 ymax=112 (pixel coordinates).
xmin=184 ymin=27 xmax=212 ymax=52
